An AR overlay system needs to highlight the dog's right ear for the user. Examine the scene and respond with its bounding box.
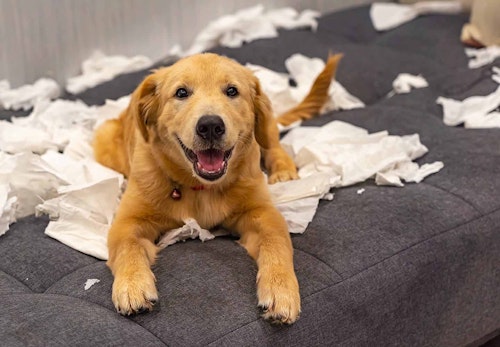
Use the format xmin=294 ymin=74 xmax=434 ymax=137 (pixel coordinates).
xmin=129 ymin=73 xmax=161 ymax=142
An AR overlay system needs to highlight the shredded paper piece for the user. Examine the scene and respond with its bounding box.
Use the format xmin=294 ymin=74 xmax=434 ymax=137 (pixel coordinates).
xmin=173 ymin=5 xmax=320 ymax=57
xmin=66 ymin=51 xmax=153 ymax=94
xmin=84 ymin=278 xmax=100 ymax=290
xmin=437 ymin=81 xmax=500 ymax=128
xmin=0 ymin=184 xmax=17 ymax=236
xmin=157 ymin=218 xmax=221 ymax=249
xmin=389 ymin=73 xmax=429 ymax=97
xmin=0 ymin=78 xmax=60 ymax=111
xmin=370 ymin=1 xmax=464 ymax=32
xmin=465 ymin=46 xmax=500 ymax=69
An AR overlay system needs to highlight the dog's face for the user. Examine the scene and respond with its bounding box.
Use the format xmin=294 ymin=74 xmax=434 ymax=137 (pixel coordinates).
xmin=132 ymin=53 xmax=272 ymax=184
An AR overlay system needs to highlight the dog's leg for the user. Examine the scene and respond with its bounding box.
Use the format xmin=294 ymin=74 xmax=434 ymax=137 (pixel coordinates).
xmin=259 ymin=119 xmax=299 ymax=184
xmin=233 ymin=206 xmax=300 ymax=324
xmin=262 ymin=150 xmax=298 ymax=184
xmin=106 ymin=196 xmax=162 ymax=315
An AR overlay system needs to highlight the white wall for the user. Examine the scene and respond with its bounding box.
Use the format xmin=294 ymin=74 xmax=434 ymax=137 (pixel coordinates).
xmin=0 ymin=0 xmax=378 ymax=86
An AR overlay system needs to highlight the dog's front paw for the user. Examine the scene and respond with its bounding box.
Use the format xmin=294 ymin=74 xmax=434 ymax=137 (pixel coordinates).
xmin=268 ymin=170 xmax=299 ymax=184
xmin=257 ymin=269 xmax=301 ymax=324
xmin=112 ymin=268 xmax=158 ymax=315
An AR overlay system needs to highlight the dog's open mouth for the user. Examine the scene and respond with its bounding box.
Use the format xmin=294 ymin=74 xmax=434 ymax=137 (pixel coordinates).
xmin=177 ymin=137 xmax=233 ymax=181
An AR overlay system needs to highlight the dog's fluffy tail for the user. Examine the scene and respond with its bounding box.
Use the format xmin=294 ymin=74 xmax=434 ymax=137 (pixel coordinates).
xmin=276 ymin=53 xmax=343 ymax=126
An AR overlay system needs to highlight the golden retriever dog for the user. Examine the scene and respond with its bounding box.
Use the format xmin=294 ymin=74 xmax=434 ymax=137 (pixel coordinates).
xmin=93 ymin=52 xmax=342 ymax=324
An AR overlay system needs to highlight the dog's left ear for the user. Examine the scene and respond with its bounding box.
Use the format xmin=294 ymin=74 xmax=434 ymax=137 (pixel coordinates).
xmin=253 ymin=78 xmax=277 ymax=150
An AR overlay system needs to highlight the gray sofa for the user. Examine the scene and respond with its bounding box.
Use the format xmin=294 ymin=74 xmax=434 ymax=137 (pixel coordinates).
xmin=1 ymin=5 xmax=499 ymax=346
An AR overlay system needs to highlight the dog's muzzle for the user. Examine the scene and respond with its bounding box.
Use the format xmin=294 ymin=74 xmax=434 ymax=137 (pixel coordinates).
xmin=177 ymin=115 xmax=234 ymax=181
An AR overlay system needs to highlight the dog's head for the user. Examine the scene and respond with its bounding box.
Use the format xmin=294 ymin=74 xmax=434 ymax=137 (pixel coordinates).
xmin=130 ymin=53 xmax=273 ymax=184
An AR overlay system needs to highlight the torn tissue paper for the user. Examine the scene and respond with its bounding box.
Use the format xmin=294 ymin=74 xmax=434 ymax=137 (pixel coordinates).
xmin=437 ymin=85 xmax=500 ymax=128
xmin=0 ymin=151 xmax=68 ymax=219
xmin=5 ymin=99 xmax=97 ymax=153
xmin=280 ymin=120 xmax=443 ymax=188
xmin=0 ymin=184 xmax=17 ymax=236
xmin=176 ymin=5 xmax=320 ymax=57
xmin=493 ymin=67 xmax=500 ymax=84
xmin=370 ymin=1 xmax=464 ymax=32
xmin=465 ymin=46 xmax=500 ymax=69
xmin=269 ymin=120 xmax=443 ymax=233
xmin=247 ymin=54 xmax=364 ymax=120
xmin=36 ymin=150 xmax=124 ymax=260
xmin=389 ymin=73 xmax=428 ymax=97
xmin=0 ymin=78 xmax=60 ymax=111
xmin=157 ymin=218 xmax=223 ymax=249
xmin=269 ymin=173 xmax=335 ymax=234
xmin=66 ymin=51 xmax=152 ymax=94
xmin=84 ymin=278 xmax=100 ymax=290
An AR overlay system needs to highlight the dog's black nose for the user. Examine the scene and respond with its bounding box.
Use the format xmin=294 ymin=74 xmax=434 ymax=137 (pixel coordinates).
xmin=196 ymin=115 xmax=225 ymax=141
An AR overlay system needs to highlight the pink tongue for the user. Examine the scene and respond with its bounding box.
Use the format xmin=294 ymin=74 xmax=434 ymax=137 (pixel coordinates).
xmin=196 ymin=149 xmax=225 ymax=172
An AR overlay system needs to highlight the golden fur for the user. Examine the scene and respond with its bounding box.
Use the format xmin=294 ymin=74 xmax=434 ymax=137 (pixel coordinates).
xmin=93 ymin=52 xmax=341 ymax=324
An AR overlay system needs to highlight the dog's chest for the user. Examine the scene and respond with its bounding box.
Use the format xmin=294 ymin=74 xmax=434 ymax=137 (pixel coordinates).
xmin=167 ymin=188 xmax=231 ymax=229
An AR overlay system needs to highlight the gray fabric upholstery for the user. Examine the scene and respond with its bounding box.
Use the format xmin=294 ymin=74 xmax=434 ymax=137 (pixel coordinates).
xmin=1 ymin=5 xmax=499 ymax=346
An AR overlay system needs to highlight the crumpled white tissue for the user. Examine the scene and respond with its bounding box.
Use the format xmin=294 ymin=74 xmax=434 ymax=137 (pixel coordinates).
xmin=370 ymin=1 xmax=464 ymax=32
xmin=0 ymin=78 xmax=60 ymax=111
xmin=465 ymin=46 xmax=500 ymax=69
xmin=493 ymin=67 xmax=500 ymax=84
xmin=247 ymin=54 xmax=364 ymax=119
xmin=35 ymin=150 xmax=124 ymax=260
xmin=0 ymin=184 xmax=17 ymax=236
xmin=3 ymin=99 xmax=97 ymax=153
xmin=389 ymin=73 xmax=429 ymax=97
xmin=269 ymin=173 xmax=335 ymax=234
xmin=66 ymin=51 xmax=153 ymax=94
xmin=262 ymin=120 xmax=443 ymax=234
xmin=437 ymin=85 xmax=500 ymax=128
xmin=281 ymin=120 xmax=443 ymax=188
xmin=157 ymin=218 xmax=223 ymax=249
xmin=175 ymin=5 xmax=320 ymax=57
xmin=0 ymin=151 xmax=68 ymax=219
xmin=84 ymin=278 xmax=100 ymax=290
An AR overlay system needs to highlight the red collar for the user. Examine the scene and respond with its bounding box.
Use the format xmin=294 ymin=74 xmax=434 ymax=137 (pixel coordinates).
xmin=191 ymin=185 xmax=205 ymax=191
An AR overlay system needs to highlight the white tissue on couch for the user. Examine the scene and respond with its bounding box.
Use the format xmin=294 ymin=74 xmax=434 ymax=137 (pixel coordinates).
xmin=36 ymin=151 xmax=124 ymax=260
xmin=177 ymin=5 xmax=320 ymax=57
xmin=437 ymin=85 xmax=500 ymax=128
xmin=370 ymin=1 xmax=464 ymax=32
xmin=389 ymin=73 xmax=429 ymax=97
xmin=10 ymin=99 xmax=97 ymax=152
xmin=281 ymin=120 xmax=443 ymax=188
xmin=0 ymin=152 xmax=68 ymax=219
xmin=66 ymin=51 xmax=152 ymax=94
xmin=157 ymin=218 xmax=220 ymax=249
xmin=0 ymin=185 xmax=17 ymax=236
xmin=465 ymin=46 xmax=500 ymax=69
xmin=0 ymin=78 xmax=60 ymax=111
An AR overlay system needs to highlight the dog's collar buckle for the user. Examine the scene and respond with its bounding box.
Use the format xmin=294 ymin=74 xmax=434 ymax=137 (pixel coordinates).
xmin=170 ymin=185 xmax=205 ymax=200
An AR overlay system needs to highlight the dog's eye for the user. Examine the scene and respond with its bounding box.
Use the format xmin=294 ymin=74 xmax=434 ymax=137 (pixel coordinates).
xmin=226 ymin=86 xmax=239 ymax=98
xmin=175 ymin=88 xmax=190 ymax=99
